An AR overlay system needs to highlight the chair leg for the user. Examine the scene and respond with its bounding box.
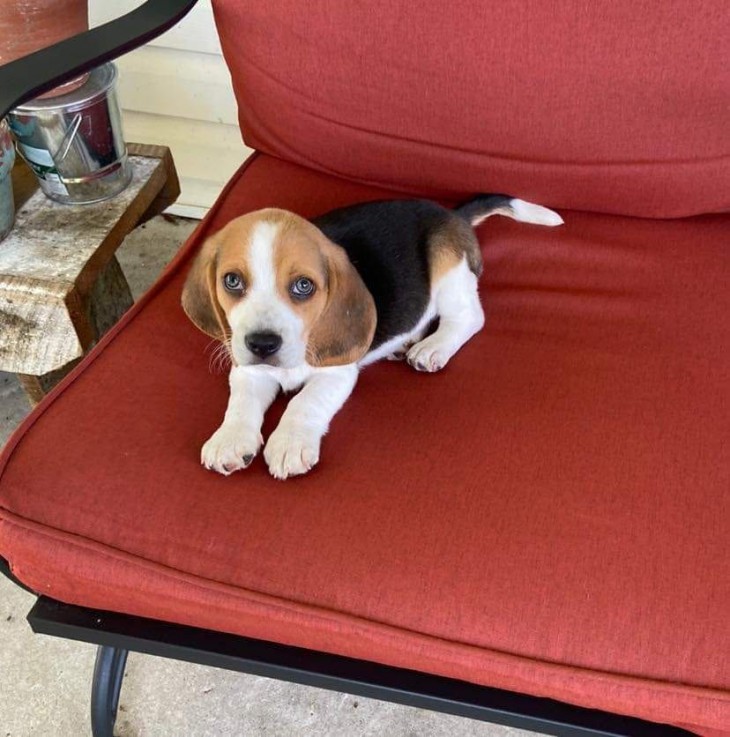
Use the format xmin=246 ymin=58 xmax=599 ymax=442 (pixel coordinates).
xmin=90 ymin=645 xmax=129 ymax=737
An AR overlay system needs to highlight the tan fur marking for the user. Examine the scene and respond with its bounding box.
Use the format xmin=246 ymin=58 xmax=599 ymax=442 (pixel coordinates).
xmin=270 ymin=214 xmax=331 ymax=340
xmin=181 ymin=234 xmax=230 ymax=340
xmin=306 ymin=234 xmax=376 ymax=367
xmin=427 ymin=217 xmax=483 ymax=285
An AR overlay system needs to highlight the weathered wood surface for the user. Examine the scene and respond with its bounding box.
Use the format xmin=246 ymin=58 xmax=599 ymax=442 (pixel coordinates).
xmin=1 ymin=156 xmax=158 ymax=282
xmin=0 ymin=146 xmax=178 ymax=377
xmin=87 ymin=255 xmax=134 ymax=340
xmin=13 ymin=257 xmax=133 ymax=407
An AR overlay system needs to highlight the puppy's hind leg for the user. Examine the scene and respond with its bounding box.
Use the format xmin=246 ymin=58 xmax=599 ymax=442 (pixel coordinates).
xmin=407 ymin=257 xmax=484 ymax=373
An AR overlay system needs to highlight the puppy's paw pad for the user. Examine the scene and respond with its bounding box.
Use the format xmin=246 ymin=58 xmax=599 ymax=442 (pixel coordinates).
xmin=406 ymin=341 xmax=448 ymax=373
xmin=201 ymin=426 xmax=262 ymax=475
xmin=264 ymin=429 xmax=320 ymax=480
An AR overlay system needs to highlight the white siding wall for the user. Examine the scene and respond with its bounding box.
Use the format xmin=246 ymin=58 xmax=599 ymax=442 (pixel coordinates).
xmin=90 ymin=1 xmax=252 ymax=218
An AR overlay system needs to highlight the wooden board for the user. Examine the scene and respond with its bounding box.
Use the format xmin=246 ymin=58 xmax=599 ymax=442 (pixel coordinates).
xmin=1 ymin=145 xmax=177 ymax=376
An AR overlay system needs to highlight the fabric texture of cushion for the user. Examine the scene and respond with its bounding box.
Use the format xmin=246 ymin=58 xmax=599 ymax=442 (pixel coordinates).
xmin=212 ymin=0 xmax=729 ymax=219
xmin=0 ymin=154 xmax=728 ymax=735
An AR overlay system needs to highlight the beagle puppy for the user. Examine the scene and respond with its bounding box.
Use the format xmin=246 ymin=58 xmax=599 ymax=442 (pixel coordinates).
xmin=182 ymin=195 xmax=562 ymax=479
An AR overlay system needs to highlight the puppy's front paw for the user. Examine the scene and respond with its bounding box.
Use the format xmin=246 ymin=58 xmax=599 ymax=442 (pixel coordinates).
xmin=201 ymin=425 xmax=262 ymax=476
xmin=264 ymin=426 xmax=321 ymax=480
xmin=406 ymin=336 xmax=450 ymax=373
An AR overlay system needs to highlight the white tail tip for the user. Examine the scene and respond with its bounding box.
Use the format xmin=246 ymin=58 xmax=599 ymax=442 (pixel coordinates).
xmin=510 ymin=199 xmax=564 ymax=226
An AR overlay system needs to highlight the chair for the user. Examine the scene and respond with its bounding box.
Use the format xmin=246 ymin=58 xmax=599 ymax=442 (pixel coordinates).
xmin=1 ymin=2 xmax=727 ymax=735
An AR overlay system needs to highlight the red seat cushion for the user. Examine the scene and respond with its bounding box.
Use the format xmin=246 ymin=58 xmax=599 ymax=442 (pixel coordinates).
xmin=1 ymin=155 xmax=728 ymax=735
xmin=213 ymin=0 xmax=730 ymax=218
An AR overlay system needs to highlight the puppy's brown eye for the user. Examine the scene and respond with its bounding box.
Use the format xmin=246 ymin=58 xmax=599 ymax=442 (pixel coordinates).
xmin=223 ymin=272 xmax=244 ymax=294
xmin=290 ymin=276 xmax=315 ymax=300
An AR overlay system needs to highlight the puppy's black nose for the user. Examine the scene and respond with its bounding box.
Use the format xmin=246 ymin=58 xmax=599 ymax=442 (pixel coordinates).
xmin=245 ymin=331 xmax=282 ymax=358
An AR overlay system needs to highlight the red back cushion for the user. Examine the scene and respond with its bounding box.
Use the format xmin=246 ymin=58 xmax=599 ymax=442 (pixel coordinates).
xmin=212 ymin=1 xmax=729 ymax=218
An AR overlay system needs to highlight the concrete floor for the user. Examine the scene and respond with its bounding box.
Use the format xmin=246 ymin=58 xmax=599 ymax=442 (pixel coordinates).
xmin=0 ymin=216 xmax=540 ymax=737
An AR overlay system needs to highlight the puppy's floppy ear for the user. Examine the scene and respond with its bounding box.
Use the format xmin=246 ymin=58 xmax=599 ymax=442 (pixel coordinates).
xmin=181 ymin=236 xmax=229 ymax=340
xmin=308 ymin=236 xmax=376 ymax=367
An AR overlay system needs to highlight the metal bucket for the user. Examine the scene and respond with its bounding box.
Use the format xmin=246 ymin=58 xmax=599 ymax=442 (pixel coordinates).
xmin=8 ymin=63 xmax=131 ymax=205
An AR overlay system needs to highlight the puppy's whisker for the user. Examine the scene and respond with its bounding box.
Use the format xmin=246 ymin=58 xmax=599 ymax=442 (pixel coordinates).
xmin=207 ymin=339 xmax=233 ymax=374
xmin=207 ymin=348 xmax=220 ymax=374
xmin=219 ymin=343 xmax=233 ymax=372
xmin=204 ymin=337 xmax=219 ymax=351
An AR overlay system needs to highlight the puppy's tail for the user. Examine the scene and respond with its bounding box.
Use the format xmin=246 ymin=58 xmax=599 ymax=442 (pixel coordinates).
xmin=455 ymin=194 xmax=563 ymax=228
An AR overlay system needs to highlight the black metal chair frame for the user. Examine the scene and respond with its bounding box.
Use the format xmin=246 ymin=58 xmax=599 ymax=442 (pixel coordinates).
xmin=0 ymin=3 xmax=698 ymax=735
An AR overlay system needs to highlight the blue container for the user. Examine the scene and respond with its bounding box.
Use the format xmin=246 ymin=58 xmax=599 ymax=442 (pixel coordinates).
xmin=0 ymin=119 xmax=15 ymax=241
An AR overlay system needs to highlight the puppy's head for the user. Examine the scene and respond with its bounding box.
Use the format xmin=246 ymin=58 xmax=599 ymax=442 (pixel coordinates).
xmin=182 ymin=209 xmax=376 ymax=368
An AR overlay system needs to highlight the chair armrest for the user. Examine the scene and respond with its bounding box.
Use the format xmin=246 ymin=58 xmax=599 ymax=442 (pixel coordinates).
xmin=0 ymin=0 xmax=200 ymax=120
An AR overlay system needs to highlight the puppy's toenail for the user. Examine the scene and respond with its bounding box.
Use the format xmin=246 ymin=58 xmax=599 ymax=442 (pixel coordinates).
xmin=242 ymin=454 xmax=254 ymax=466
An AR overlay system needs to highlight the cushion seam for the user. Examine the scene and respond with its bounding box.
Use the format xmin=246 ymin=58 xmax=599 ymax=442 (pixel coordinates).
xmin=1 ymin=509 xmax=727 ymax=708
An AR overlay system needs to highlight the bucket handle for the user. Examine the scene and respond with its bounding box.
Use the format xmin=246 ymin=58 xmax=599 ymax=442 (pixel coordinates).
xmin=53 ymin=113 xmax=83 ymax=164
